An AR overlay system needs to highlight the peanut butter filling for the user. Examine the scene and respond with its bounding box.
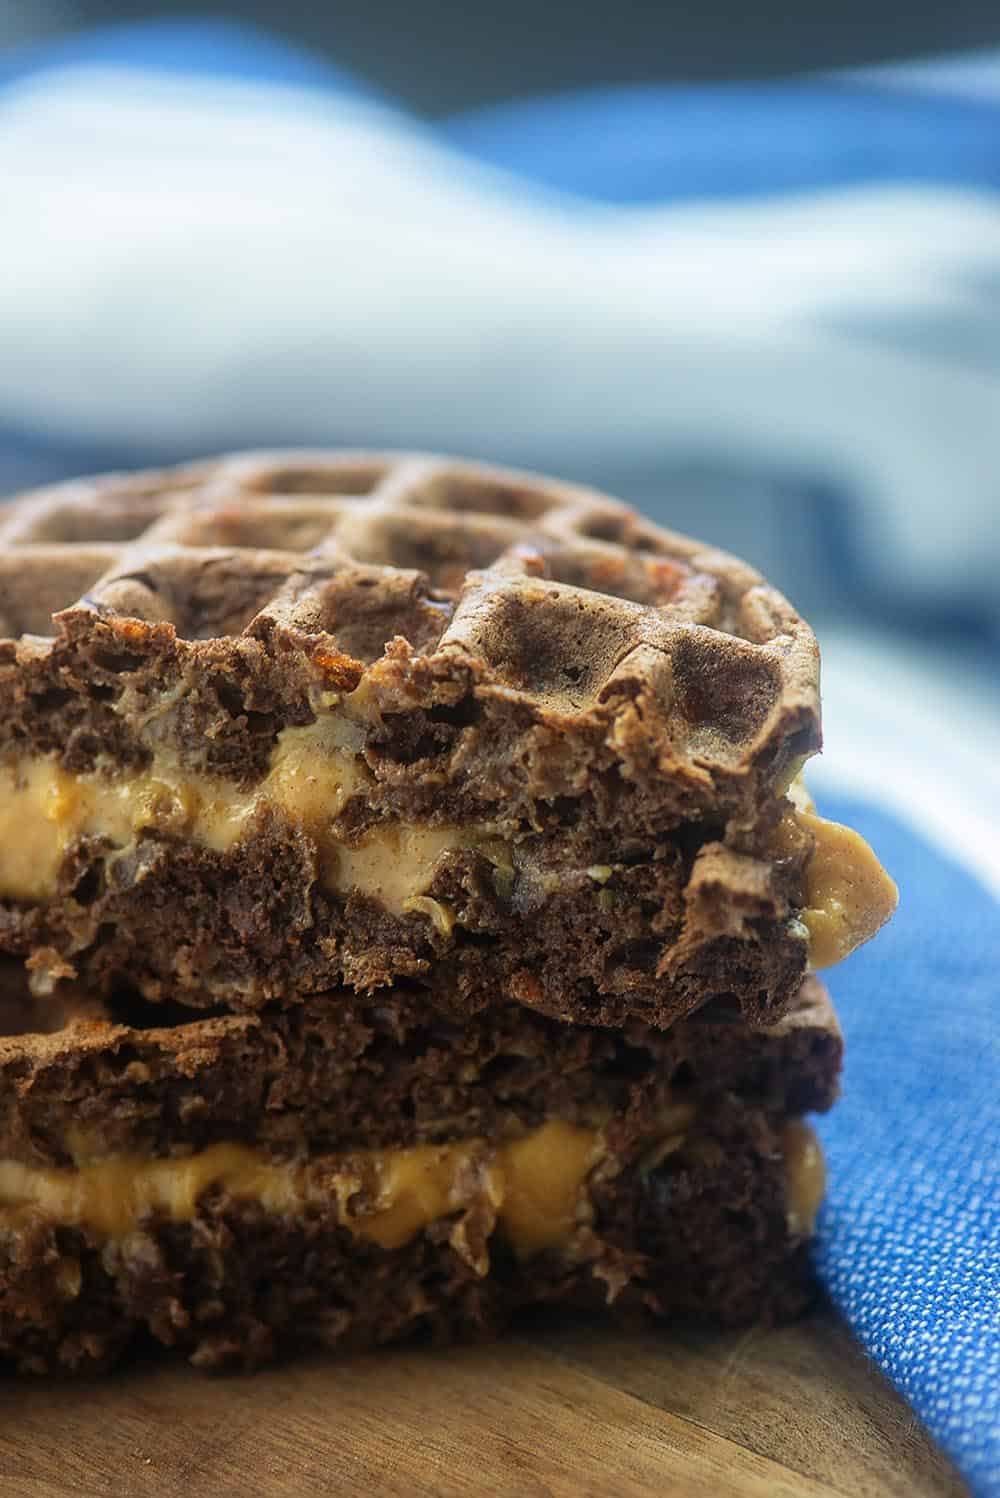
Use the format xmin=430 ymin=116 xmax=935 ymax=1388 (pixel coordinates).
xmin=0 ymin=719 xmax=484 ymax=914
xmin=0 ymin=731 xmax=894 ymax=969
xmin=782 ymin=777 xmax=898 ymax=970
xmin=781 ymin=1120 xmax=826 ymax=1236
xmin=0 ymin=1121 xmax=608 ymax=1262
xmin=0 ymin=1108 xmax=825 ymax=1258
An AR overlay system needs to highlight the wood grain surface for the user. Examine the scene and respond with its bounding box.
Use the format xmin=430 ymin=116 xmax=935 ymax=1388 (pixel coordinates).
xmin=0 ymin=1309 xmax=966 ymax=1498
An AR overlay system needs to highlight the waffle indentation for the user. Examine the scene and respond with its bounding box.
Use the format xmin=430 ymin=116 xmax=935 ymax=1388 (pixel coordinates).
xmin=334 ymin=510 xmax=525 ymax=595
xmin=0 ymin=548 xmax=120 ymax=638
xmin=88 ymin=550 xmax=306 ymax=641
xmin=267 ymin=567 xmax=456 ymax=666
xmin=521 ymin=541 xmax=690 ymax=608
xmin=402 ymin=468 xmax=563 ymax=519
xmin=569 ymin=506 xmax=682 ymax=555
xmin=0 ymin=451 xmax=818 ymax=770
xmin=222 ymin=452 xmax=389 ymax=496
xmin=669 ymin=632 xmax=782 ymax=762
xmin=168 ymin=499 xmax=345 ymax=554
xmin=447 ymin=576 xmax=648 ymax=710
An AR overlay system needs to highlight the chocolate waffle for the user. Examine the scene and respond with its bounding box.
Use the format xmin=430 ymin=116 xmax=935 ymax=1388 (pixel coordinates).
xmin=0 ymin=452 xmax=896 ymax=1024
xmin=0 ymin=964 xmax=840 ymax=1373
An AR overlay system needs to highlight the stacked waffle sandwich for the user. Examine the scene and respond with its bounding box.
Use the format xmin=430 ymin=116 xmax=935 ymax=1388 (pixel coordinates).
xmin=0 ymin=453 xmax=896 ymax=1372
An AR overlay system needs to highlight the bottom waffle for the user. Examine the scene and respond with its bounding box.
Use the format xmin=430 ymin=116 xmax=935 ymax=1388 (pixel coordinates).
xmin=0 ymin=967 xmax=840 ymax=1373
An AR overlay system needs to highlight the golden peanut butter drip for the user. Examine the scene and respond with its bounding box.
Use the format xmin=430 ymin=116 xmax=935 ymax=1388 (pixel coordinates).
xmin=0 ymin=1120 xmax=611 ymax=1263
xmin=781 ymin=1120 xmax=826 ymax=1236
xmin=784 ymin=776 xmax=898 ymax=970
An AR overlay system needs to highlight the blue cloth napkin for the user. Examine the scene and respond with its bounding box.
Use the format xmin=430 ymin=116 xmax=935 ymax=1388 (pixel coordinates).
xmin=815 ymin=796 xmax=999 ymax=1496
xmin=0 ymin=22 xmax=998 ymax=1489
xmin=1 ymin=21 xmax=1000 ymax=632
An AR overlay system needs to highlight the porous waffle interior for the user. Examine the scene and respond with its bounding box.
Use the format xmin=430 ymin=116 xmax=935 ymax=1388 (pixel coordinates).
xmin=0 ymin=955 xmax=836 ymax=1376
xmin=0 ymin=450 xmax=817 ymax=754
xmin=0 ymin=952 xmax=839 ymax=1187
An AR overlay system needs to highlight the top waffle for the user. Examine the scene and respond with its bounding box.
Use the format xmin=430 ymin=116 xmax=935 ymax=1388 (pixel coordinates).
xmin=0 ymin=451 xmax=844 ymax=1025
xmin=0 ymin=449 xmax=817 ymax=706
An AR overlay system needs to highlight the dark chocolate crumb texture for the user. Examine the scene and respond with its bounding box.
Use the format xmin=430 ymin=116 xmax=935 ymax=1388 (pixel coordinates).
xmin=0 ymin=452 xmax=896 ymax=1024
xmin=0 ymin=966 xmax=840 ymax=1373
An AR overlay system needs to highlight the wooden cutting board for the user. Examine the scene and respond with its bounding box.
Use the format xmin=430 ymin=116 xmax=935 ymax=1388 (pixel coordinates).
xmin=0 ymin=1308 xmax=965 ymax=1498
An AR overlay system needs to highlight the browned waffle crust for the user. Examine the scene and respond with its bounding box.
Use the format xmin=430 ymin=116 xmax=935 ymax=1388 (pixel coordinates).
xmin=0 ymin=970 xmax=839 ymax=1373
xmin=0 ymin=452 xmax=820 ymax=1026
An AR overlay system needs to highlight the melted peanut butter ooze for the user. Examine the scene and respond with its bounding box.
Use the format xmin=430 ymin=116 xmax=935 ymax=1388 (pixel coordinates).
xmin=784 ymin=776 xmax=898 ymax=970
xmin=0 ymin=717 xmax=480 ymax=913
xmin=0 ymin=1121 xmax=610 ymax=1261
xmin=781 ymin=1121 xmax=827 ymax=1236
xmin=0 ymin=718 xmax=895 ymax=968
xmin=0 ymin=1106 xmax=823 ymax=1254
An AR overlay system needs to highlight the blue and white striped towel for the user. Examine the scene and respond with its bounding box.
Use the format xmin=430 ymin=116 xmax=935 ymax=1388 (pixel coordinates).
xmin=0 ymin=23 xmax=998 ymax=1494
xmin=1 ymin=20 xmax=999 ymax=627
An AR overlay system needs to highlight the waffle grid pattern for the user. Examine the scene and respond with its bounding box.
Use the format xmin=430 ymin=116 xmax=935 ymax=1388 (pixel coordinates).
xmin=0 ymin=450 xmax=817 ymax=736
